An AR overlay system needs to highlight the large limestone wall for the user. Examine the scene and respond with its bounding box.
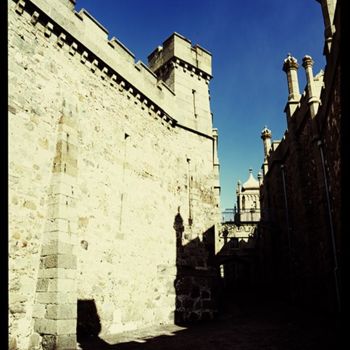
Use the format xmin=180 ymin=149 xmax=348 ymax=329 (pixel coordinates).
xmin=9 ymin=0 xmax=220 ymax=348
xmin=9 ymin=3 xmax=68 ymax=348
xmin=75 ymin=85 xmax=217 ymax=335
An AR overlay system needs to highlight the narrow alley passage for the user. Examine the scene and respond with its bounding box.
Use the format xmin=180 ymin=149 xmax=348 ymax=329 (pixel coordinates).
xmin=78 ymin=292 xmax=339 ymax=350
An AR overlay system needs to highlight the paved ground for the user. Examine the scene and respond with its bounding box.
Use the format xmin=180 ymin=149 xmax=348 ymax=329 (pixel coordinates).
xmin=78 ymin=294 xmax=339 ymax=350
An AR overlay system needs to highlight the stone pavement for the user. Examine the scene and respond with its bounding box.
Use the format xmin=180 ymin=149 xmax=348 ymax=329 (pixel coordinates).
xmin=78 ymin=295 xmax=339 ymax=350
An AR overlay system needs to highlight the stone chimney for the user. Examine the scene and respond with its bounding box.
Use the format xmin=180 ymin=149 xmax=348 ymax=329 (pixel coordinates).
xmin=261 ymin=126 xmax=272 ymax=175
xmin=302 ymin=55 xmax=321 ymax=119
xmin=283 ymin=54 xmax=301 ymax=119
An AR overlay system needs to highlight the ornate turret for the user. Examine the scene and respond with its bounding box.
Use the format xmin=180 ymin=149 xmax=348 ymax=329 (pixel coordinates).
xmin=235 ymin=169 xmax=261 ymax=223
xmin=242 ymin=168 xmax=260 ymax=190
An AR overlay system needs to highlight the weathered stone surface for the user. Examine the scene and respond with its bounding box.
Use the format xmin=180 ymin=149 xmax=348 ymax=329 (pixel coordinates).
xmin=55 ymin=334 xmax=76 ymax=349
xmin=42 ymin=254 xmax=77 ymax=269
xmin=35 ymin=319 xmax=76 ymax=335
xmin=46 ymin=304 xmax=77 ymax=320
xmin=28 ymin=332 xmax=41 ymax=349
xmin=41 ymin=241 xmax=74 ymax=256
xmin=9 ymin=336 xmax=17 ymax=350
xmin=9 ymin=0 xmax=221 ymax=347
xmin=41 ymin=335 xmax=55 ymax=350
xmin=35 ymin=292 xmax=77 ymax=304
xmin=32 ymin=304 xmax=47 ymax=318
xmin=36 ymin=278 xmax=49 ymax=292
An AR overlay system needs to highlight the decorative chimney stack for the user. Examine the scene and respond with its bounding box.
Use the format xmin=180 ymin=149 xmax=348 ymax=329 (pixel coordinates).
xmin=261 ymin=126 xmax=272 ymax=175
xmin=283 ymin=54 xmax=301 ymax=119
xmin=302 ymin=55 xmax=321 ymax=118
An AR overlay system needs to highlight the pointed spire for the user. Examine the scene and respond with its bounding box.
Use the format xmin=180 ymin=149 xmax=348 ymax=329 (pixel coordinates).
xmin=242 ymin=169 xmax=259 ymax=189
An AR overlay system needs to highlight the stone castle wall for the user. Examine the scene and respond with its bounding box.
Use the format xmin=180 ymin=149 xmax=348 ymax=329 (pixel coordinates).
xmin=8 ymin=0 xmax=221 ymax=348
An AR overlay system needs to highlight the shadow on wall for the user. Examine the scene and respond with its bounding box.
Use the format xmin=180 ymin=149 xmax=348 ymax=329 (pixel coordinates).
xmin=215 ymin=227 xmax=258 ymax=298
xmin=77 ymin=211 xmax=221 ymax=348
xmin=173 ymin=211 xmax=220 ymax=325
xmin=76 ymin=296 xmax=338 ymax=350
xmin=76 ymin=219 xmax=338 ymax=350
xmin=77 ymin=300 xmax=102 ymax=346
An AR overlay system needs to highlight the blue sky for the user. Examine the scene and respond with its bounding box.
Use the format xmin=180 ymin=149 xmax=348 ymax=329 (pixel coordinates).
xmin=76 ymin=0 xmax=326 ymax=212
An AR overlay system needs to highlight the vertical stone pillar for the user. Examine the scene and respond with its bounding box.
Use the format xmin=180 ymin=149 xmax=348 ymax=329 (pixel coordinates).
xmin=235 ymin=181 xmax=242 ymax=223
xmin=282 ymin=54 xmax=301 ymax=119
xmin=212 ymin=128 xmax=219 ymax=165
xmin=302 ymin=55 xmax=321 ymax=119
xmin=33 ymin=112 xmax=78 ymax=350
xmin=261 ymin=126 xmax=272 ymax=175
xmin=236 ymin=181 xmax=241 ymax=212
xmin=212 ymin=128 xmax=221 ymax=201
xmin=212 ymin=128 xmax=221 ymax=253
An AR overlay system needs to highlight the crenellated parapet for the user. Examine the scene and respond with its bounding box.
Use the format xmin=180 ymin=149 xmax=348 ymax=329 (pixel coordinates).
xmin=151 ymin=57 xmax=212 ymax=87
xmin=11 ymin=0 xmax=216 ymax=137
xmin=57 ymin=0 xmax=76 ymax=10
xmin=13 ymin=0 xmax=216 ymax=131
xmin=147 ymin=32 xmax=214 ymax=136
xmin=148 ymin=32 xmax=212 ymax=81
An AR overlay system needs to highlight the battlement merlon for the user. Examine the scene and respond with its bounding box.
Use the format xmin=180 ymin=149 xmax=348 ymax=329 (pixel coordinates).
xmin=148 ymin=32 xmax=212 ymax=78
xmin=57 ymin=0 xmax=76 ymax=10
xmin=22 ymin=0 xmax=178 ymax=116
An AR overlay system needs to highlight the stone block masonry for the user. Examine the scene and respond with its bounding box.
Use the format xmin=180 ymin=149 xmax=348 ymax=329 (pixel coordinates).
xmin=32 ymin=111 xmax=79 ymax=350
xmin=8 ymin=0 xmax=221 ymax=349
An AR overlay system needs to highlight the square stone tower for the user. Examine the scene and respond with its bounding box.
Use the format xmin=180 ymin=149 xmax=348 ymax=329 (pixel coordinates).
xmin=148 ymin=33 xmax=213 ymax=136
